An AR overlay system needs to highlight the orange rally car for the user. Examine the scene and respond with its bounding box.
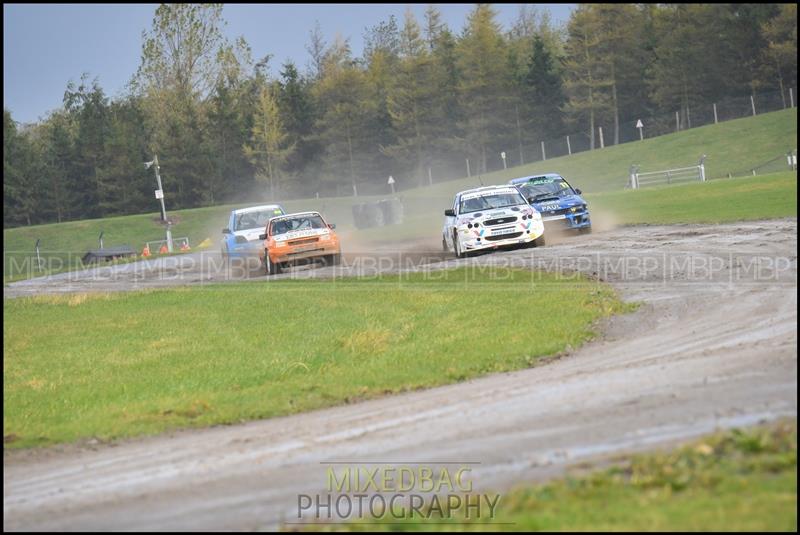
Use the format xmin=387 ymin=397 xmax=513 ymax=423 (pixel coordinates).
xmin=258 ymin=211 xmax=341 ymax=275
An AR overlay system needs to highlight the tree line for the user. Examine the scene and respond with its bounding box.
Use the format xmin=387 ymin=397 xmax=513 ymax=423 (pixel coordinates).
xmin=4 ymin=3 xmax=797 ymax=227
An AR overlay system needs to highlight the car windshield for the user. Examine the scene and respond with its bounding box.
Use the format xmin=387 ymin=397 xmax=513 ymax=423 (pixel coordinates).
xmin=517 ymin=177 xmax=575 ymax=200
xmin=270 ymin=214 xmax=327 ymax=235
xmin=235 ymin=208 xmax=283 ymax=231
xmin=459 ymin=191 xmax=526 ymax=214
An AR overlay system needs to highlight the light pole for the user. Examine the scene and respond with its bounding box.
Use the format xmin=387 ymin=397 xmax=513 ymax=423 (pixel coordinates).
xmin=145 ymin=155 xmax=173 ymax=252
xmin=145 ymin=155 xmax=167 ymax=222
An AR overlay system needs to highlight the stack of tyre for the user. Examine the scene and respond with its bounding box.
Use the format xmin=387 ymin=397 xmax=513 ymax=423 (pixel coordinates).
xmin=352 ymin=198 xmax=404 ymax=229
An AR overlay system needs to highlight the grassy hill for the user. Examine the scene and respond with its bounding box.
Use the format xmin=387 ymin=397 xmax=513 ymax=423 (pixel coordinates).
xmin=4 ymin=108 xmax=797 ymax=279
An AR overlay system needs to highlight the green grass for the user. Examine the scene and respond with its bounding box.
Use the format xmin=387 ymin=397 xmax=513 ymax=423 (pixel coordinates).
xmin=408 ymin=107 xmax=797 ymax=197
xmin=3 ymin=268 xmax=630 ymax=449
xmin=588 ymin=171 xmax=798 ymax=225
xmin=325 ymin=421 xmax=797 ymax=532
xmin=4 ymin=108 xmax=796 ymax=278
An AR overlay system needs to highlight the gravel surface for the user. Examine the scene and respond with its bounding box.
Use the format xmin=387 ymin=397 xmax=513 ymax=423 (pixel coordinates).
xmin=3 ymin=219 xmax=797 ymax=530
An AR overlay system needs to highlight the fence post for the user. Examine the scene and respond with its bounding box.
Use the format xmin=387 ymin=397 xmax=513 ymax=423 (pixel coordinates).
xmin=35 ymin=238 xmax=42 ymax=272
xmin=165 ymin=223 xmax=174 ymax=253
xmin=675 ymin=111 xmax=680 ymax=132
xmin=790 ymin=88 xmax=795 ymax=108
xmin=698 ymin=154 xmax=707 ymax=182
xmin=428 ymin=166 xmax=433 ymax=186
xmin=713 ymin=103 xmax=718 ymax=124
xmin=598 ymin=127 xmax=604 ymax=149
xmin=566 ymin=135 xmax=572 ymax=155
xmin=750 ymin=95 xmax=756 ymax=116
xmin=466 ymin=158 xmax=471 ymax=178
xmin=541 ymin=141 xmax=546 ymax=161
xmin=629 ymin=165 xmax=639 ymax=189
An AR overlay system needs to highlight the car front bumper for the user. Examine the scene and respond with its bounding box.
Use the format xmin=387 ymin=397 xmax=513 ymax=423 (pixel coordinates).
xmin=542 ymin=211 xmax=591 ymax=230
xmin=228 ymin=240 xmax=263 ymax=257
xmin=458 ymin=219 xmax=545 ymax=251
xmin=263 ymin=244 xmax=341 ymax=265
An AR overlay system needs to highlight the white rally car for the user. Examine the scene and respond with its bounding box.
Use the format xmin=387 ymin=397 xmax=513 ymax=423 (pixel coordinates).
xmin=221 ymin=204 xmax=286 ymax=260
xmin=442 ymin=185 xmax=545 ymax=258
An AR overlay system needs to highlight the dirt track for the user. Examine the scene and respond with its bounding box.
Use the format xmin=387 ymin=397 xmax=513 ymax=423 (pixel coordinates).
xmin=3 ymin=219 xmax=797 ymax=530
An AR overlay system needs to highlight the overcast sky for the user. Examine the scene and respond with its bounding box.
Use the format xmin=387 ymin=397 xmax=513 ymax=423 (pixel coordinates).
xmin=3 ymin=4 xmax=574 ymax=125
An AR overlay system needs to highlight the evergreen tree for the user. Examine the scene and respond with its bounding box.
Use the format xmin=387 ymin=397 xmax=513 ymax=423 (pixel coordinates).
xmin=277 ymin=61 xmax=317 ymax=187
xmin=456 ymin=4 xmax=510 ymax=173
xmin=524 ymin=35 xmax=567 ymax=142
xmin=244 ymin=84 xmax=295 ymax=200
xmin=312 ymin=37 xmax=375 ymax=195
xmin=3 ymin=110 xmax=41 ymax=226
xmin=563 ymin=5 xmax=611 ymax=149
xmin=761 ymin=3 xmax=798 ymax=105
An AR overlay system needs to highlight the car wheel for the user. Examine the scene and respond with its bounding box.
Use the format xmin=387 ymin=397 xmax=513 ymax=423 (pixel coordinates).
xmin=580 ymin=226 xmax=592 ymax=235
xmin=453 ymin=231 xmax=466 ymax=259
xmin=532 ymin=234 xmax=546 ymax=247
xmin=264 ymin=250 xmax=281 ymax=276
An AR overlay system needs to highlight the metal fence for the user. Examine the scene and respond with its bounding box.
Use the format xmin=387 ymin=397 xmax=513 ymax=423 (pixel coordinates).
xmin=629 ymin=156 xmax=707 ymax=189
xmin=503 ymin=88 xmax=796 ymax=175
xmin=265 ymin=87 xmax=796 ymax=199
xmin=720 ymin=148 xmax=798 ymax=178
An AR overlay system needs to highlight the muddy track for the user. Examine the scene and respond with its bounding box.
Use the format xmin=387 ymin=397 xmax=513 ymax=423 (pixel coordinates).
xmin=3 ymin=219 xmax=797 ymax=530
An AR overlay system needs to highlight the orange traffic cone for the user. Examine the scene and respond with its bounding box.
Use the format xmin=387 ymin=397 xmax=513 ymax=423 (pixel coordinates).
xmin=142 ymin=244 xmax=151 ymax=257
xmin=180 ymin=242 xmax=190 ymax=251
xmin=159 ymin=244 xmax=169 ymax=254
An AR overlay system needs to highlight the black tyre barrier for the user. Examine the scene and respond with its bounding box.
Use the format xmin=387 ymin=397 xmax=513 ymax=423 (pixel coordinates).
xmin=351 ymin=198 xmax=404 ymax=229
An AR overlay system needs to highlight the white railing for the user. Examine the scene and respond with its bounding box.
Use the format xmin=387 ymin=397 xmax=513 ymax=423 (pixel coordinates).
xmin=629 ymin=155 xmax=706 ymax=189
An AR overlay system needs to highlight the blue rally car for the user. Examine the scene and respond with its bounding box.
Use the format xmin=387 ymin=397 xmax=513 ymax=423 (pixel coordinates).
xmin=509 ymin=173 xmax=591 ymax=234
xmin=221 ymin=204 xmax=285 ymax=260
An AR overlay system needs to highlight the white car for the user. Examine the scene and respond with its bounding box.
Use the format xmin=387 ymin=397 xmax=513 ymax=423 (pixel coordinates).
xmin=442 ymin=185 xmax=545 ymax=258
xmin=221 ymin=204 xmax=286 ymax=260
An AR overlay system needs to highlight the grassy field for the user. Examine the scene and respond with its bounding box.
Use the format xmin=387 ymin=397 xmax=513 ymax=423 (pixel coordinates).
xmin=3 ymin=268 xmax=629 ymax=449
xmin=589 ymin=171 xmax=798 ymax=225
xmin=330 ymin=421 xmax=797 ymax=532
xmin=4 ymin=108 xmax=796 ymax=279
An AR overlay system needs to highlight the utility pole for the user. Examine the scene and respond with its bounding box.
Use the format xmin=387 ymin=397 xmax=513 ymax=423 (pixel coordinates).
xmin=146 ymin=155 xmax=167 ymax=222
xmin=146 ymin=155 xmax=172 ymax=252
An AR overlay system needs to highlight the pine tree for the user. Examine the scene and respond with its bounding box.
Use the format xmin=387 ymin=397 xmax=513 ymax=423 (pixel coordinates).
xmin=312 ymin=37 xmax=375 ymax=195
xmin=277 ymin=61 xmax=317 ymax=187
xmin=3 ymin=110 xmax=40 ymax=226
xmin=563 ymin=5 xmax=611 ymax=149
xmin=383 ymin=9 xmax=437 ymax=185
xmin=524 ymin=35 xmax=567 ymax=142
xmin=761 ymin=4 xmax=797 ymax=105
xmin=244 ymin=84 xmax=295 ymax=200
xmin=456 ymin=4 xmax=510 ymax=173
